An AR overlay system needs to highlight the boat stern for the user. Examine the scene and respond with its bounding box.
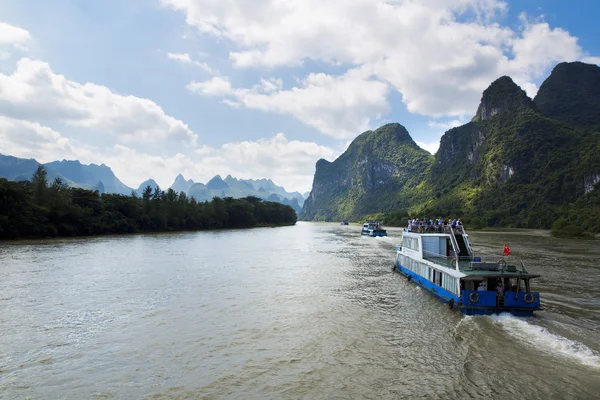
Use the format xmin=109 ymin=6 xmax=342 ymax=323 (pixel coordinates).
xmin=458 ymin=290 xmax=541 ymax=316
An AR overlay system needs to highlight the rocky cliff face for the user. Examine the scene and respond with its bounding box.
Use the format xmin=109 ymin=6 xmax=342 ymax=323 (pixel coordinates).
xmin=430 ymin=73 xmax=588 ymax=219
xmin=301 ymin=123 xmax=433 ymax=221
xmin=473 ymin=76 xmax=535 ymax=121
xmin=432 ymin=77 xmax=535 ymax=191
xmin=534 ymin=61 xmax=600 ymax=127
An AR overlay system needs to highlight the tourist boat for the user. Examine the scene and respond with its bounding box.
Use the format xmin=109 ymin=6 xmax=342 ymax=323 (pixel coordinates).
xmin=393 ymin=224 xmax=541 ymax=316
xmin=361 ymin=220 xmax=388 ymax=237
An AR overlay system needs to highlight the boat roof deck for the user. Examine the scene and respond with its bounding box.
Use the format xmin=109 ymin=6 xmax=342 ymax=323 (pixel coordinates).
xmin=423 ymin=255 xmax=540 ymax=278
xmin=460 ymin=270 xmax=540 ymax=279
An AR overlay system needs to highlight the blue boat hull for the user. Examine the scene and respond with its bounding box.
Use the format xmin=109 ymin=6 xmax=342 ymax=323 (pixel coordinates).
xmin=394 ymin=263 xmax=539 ymax=316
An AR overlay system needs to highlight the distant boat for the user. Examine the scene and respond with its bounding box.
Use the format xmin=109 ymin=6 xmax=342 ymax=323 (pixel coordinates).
xmin=340 ymin=220 xmax=349 ymax=225
xmin=361 ymin=220 xmax=387 ymax=237
xmin=393 ymin=224 xmax=541 ymax=316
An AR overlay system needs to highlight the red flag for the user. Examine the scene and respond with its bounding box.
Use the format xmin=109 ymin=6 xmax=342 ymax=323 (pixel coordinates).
xmin=503 ymin=244 xmax=511 ymax=256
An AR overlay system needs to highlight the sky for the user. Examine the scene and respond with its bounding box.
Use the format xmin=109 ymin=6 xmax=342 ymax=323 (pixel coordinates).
xmin=1 ymin=0 xmax=599 ymax=193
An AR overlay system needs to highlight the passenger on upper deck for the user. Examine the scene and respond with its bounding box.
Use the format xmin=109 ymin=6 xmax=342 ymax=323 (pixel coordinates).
xmin=455 ymin=218 xmax=463 ymax=233
xmin=477 ymin=281 xmax=486 ymax=291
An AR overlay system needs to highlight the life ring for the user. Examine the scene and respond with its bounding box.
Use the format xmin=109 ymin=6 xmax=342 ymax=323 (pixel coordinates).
xmin=524 ymin=293 xmax=535 ymax=303
xmin=469 ymin=292 xmax=480 ymax=303
xmin=448 ymin=298 xmax=454 ymax=309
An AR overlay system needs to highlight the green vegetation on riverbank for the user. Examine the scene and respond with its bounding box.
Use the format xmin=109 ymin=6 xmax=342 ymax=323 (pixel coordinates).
xmin=0 ymin=167 xmax=297 ymax=240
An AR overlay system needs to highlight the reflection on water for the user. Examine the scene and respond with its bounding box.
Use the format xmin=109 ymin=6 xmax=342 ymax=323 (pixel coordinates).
xmin=0 ymin=223 xmax=599 ymax=399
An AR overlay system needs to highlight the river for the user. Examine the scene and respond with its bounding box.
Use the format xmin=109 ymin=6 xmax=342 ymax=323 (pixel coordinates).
xmin=1 ymin=222 xmax=599 ymax=399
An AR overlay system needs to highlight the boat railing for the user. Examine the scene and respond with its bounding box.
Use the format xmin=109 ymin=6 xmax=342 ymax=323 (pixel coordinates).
xmin=406 ymin=224 xmax=466 ymax=235
xmin=422 ymin=250 xmax=457 ymax=270
xmin=463 ymin=256 xmax=526 ymax=273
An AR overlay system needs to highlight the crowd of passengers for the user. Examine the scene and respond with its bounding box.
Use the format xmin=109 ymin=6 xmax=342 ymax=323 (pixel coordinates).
xmin=406 ymin=218 xmax=463 ymax=233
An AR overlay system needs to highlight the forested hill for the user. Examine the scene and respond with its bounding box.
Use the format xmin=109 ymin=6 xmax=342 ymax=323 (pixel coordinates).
xmin=301 ymin=123 xmax=433 ymax=221
xmin=0 ymin=167 xmax=297 ymax=240
xmin=301 ymin=61 xmax=600 ymax=236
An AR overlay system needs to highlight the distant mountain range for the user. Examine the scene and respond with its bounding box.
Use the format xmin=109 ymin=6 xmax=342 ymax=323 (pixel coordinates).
xmin=301 ymin=61 xmax=600 ymax=234
xmin=0 ymin=154 xmax=305 ymax=213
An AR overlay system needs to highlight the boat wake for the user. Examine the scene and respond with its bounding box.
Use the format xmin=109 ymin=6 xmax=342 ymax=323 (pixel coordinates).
xmin=453 ymin=315 xmax=475 ymax=341
xmin=489 ymin=313 xmax=600 ymax=368
xmin=455 ymin=315 xmax=474 ymax=332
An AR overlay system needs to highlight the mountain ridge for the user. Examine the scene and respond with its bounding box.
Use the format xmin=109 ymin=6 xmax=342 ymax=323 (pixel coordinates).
xmin=301 ymin=61 xmax=600 ymax=234
xmin=0 ymin=154 xmax=305 ymax=214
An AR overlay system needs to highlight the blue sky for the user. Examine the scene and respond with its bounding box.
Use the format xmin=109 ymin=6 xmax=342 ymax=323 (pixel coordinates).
xmin=1 ymin=0 xmax=599 ymax=192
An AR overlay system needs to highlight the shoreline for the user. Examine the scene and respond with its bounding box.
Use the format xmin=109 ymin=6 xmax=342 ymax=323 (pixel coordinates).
xmin=0 ymin=222 xmax=297 ymax=242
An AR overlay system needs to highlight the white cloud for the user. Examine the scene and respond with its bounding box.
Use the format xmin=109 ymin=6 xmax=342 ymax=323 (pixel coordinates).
xmin=0 ymin=22 xmax=31 ymax=50
xmin=581 ymin=56 xmax=600 ymax=66
xmin=163 ymin=0 xmax=599 ymax=118
xmin=193 ymin=133 xmax=338 ymax=191
xmin=0 ymin=116 xmax=79 ymax=162
xmin=507 ymin=14 xmax=582 ymax=77
xmin=189 ymin=69 xmax=390 ymax=139
xmin=167 ymin=52 xmax=192 ymax=63
xmin=187 ymin=76 xmax=232 ymax=96
xmin=167 ymin=52 xmax=214 ymax=74
xmin=221 ymin=99 xmax=241 ymax=108
xmin=103 ymin=133 xmax=336 ymax=192
xmin=0 ymin=58 xmax=197 ymax=145
xmin=427 ymin=119 xmax=464 ymax=131
xmin=416 ymin=139 xmax=441 ymax=155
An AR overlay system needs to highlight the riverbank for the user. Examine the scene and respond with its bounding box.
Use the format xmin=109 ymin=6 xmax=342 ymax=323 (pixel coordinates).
xmin=0 ymin=175 xmax=297 ymax=240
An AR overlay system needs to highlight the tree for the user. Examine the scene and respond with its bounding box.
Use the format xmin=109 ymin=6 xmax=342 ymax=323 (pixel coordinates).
xmin=31 ymin=165 xmax=48 ymax=205
xmin=49 ymin=177 xmax=71 ymax=210
xmin=142 ymin=185 xmax=153 ymax=201
xmin=0 ymin=178 xmax=297 ymax=239
xmin=152 ymin=185 xmax=162 ymax=201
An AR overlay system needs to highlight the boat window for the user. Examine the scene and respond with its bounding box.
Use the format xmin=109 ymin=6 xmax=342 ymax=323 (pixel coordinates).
xmin=398 ymin=254 xmax=426 ymax=277
xmin=398 ymin=254 xmax=461 ymax=294
xmin=402 ymin=236 xmax=420 ymax=251
xmin=442 ymin=274 xmax=457 ymax=295
xmin=422 ymin=236 xmax=441 ymax=255
xmin=433 ymin=270 xmax=442 ymax=286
